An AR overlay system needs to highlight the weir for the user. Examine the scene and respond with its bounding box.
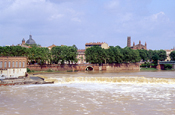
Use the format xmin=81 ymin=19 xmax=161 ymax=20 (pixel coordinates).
xmin=54 ymin=77 xmax=175 ymax=84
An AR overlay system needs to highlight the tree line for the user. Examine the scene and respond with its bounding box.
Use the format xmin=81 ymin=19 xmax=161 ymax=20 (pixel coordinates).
xmin=85 ymin=46 xmax=170 ymax=65
xmin=0 ymin=45 xmax=175 ymax=65
xmin=0 ymin=45 xmax=77 ymax=65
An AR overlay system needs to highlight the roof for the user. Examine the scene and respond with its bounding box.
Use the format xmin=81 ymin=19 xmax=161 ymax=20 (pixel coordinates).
xmin=26 ymin=35 xmax=36 ymax=45
xmin=85 ymin=42 xmax=105 ymax=46
xmin=48 ymin=44 xmax=56 ymax=49
xmin=77 ymin=49 xmax=85 ymax=53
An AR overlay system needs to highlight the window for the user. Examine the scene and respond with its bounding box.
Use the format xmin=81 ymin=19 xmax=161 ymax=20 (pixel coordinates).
xmin=12 ymin=61 xmax=14 ymax=68
xmin=4 ymin=61 xmax=7 ymax=68
xmin=23 ymin=61 xmax=25 ymax=67
xmin=16 ymin=61 xmax=18 ymax=67
xmin=9 ymin=61 xmax=11 ymax=68
xmin=0 ymin=61 xmax=2 ymax=68
xmin=19 ymin=62 xmax=21 ymax=67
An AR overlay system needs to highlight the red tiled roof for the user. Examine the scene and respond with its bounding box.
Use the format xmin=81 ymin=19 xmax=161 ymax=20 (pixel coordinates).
xmin=77 ymin=49 xmax=85 ymax=53
xmin=48 ymin=44 xmax=56 ymax=49
xmin=85 ymin=42 xmax=105 ymax=45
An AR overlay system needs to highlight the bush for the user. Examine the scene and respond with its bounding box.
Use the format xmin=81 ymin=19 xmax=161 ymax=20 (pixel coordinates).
xmin=27 ymin=68 xmax=34 ymax=73
xmin=164 ymin=64 xmax=172 ymax=70
xmin=27 ymin=68 xmax=31 ymax=72
xmin=140 ymin=62 xmax=151 ymax=68
xmin=47 ymin=69 xmax=54 ymax=72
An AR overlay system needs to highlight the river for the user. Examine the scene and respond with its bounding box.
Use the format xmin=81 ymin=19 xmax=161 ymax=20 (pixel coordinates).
xmin=0 ymin=71 xmax=175 ymax=115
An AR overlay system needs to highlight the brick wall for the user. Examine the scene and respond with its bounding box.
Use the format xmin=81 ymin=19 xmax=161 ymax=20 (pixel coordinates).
xmin=27 ymin=63 xmax=140 ymax=71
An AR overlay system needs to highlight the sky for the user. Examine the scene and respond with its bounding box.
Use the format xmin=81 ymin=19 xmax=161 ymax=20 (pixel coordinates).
xmin=0 ymin=0 xmax=175 ymax=50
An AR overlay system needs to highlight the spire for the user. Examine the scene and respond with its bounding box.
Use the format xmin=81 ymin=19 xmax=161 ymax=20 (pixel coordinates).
xmin=29 ymin=34 xmax=32 ymax=39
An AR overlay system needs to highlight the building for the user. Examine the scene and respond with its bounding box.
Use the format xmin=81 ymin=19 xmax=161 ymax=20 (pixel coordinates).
xmin=77 ymin=49 xmax=86 ymax=64
xmin=17 ymin=35 xmax=37 ymax=48
xmin=77 ymin=42 xmax=109 ymax=64
xmin=19 ymin=38 xmax=31 ymax=48
xmin=165 ymin=48 xmax=175 ymax=61
xmin=0 ymin=57 xmax=27 ymax=78
xmin=127 ymin=36 xmax=147 ymax=50
xmin=48 ymin=44 xmax=56 ymax=50
xmin=85 ymin=42 xmax=109 ymax=49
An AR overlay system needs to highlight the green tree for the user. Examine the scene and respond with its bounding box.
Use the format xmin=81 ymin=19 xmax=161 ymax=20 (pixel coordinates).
xmin=157 ymin=50 xmax=167 ymax=61
xmin=147 ymin=50 xmax=154 ymax=61
xmin=138 ymin=49 xmax=148 ymax=61
xmin=51 ymin=45 xmax=77 ymax=64
xmin=122 ymin=47 xmax=141 ymax=63
xmin=170 ymin=51 xmax=175 ymax=61
xmin=85 ymin=46 xmax=107 ymax=64
xmin=152 ymin=54 xmax=159 ymax=65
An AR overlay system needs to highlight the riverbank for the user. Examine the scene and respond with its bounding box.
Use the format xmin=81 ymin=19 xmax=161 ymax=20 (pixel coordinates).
xmin=0 ymin=76 xmax=54 ymax=86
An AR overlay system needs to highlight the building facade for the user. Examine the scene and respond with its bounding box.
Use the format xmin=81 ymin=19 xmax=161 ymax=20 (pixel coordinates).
xmin=77 ymin=49 xmax=86 ymax=64
xmin=85 ymin=42 xmax=109 ymax=49
xmin=0 ymin=57 xmax=27 ymax=78
xmin=165 ymin=49 xmax=175 ymax=61
xmin=127 ymin=36 xmax=147 ymax=50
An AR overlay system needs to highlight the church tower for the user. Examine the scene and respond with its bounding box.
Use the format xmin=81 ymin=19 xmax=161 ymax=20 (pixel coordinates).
xmin=22 ymin=38 xmax=25 ymax=45
xmin=127 ymin=36 xmax=131 ymax=47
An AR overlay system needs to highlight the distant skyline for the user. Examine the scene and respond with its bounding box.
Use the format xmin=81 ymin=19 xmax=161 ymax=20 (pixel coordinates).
xmin=0 ymin=0 xmax=175 ymax=50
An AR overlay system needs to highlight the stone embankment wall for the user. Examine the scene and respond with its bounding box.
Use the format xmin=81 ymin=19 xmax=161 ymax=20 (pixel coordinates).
xmin=27 ymin=63 xmax=140 ymax=71
xmin=105 ymin=63 xmax=140 ymax=71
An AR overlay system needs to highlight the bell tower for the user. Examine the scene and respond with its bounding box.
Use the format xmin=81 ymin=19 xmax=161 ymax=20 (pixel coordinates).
xmin=127 ymin=36 xmax=131 ymax=47
xmin=22 ymin=38 xmax=25 ymax=45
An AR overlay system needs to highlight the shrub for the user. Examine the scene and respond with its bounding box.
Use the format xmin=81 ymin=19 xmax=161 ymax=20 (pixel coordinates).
xmin=164 ymin=64 xmax=172 ymax=70
xmin=140 ymin=62 xmax=151 ymax=68
xmin=27 ymin=68 xmax=31 ymax=72
xmin=27 ymin=68 xmax=34 ymax=73
xmin=47 ymin=69 xmax=53 ymax=72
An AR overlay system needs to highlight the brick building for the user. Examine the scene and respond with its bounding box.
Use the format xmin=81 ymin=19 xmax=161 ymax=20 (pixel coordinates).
xmin=0 ymin=57 xmax=27 ymax=78
xmin=127 ymin=36 xmax=147 ymax=50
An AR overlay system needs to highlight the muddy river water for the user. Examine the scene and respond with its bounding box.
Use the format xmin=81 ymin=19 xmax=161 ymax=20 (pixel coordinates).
xmin=0 ymin=71 xmax=175 ymax=115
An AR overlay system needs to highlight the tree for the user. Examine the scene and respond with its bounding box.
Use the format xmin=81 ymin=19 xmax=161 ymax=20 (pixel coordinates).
xmin=170 ymin=51 xmax=175 ymax=61
xmin=122 ymin=47 xmax=141 ymax=63
xmin=85 ymin=46 xmax=107 ymax=64
xmin=147 ymin=50 xmax=154 ymax=61
xmin=51 ymin=45 xmax=77 ymax=64
xmin=157 ymin=50 xmax=167 ymax=61
xmin=138 ymin=49 xmax=148 ymax=61
xmin=152 ymin=54 xmax=159 ymax=65
xmin=106 ymin=46 xmax=123 ymax=63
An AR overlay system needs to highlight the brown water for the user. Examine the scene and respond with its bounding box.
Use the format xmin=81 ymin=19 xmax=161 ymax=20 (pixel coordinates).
xmin=1 ymin=71 xmax=175 ymax=115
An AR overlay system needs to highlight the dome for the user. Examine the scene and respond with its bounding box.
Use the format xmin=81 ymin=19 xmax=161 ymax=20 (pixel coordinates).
xmin=26 ymin=35 xmax=36 ymax=45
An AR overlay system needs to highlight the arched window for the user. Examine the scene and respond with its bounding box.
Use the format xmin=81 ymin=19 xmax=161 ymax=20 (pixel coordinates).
xmin=9 ymin=61 xmax=11 ymax=68
xmin=0 ymin=62 xmax=2 ymax=68
xmin=19 ymin=62 xmax=21 ymax=67
xmin=12 ymin=61 xmax=14 ymax=68
xmin=16 ymin=61 xmax=18 ymax=67
xmin=23 ymin=61 xmax=25 ymax=67
xmin=4 ymin=61 xmax=7 ymax=68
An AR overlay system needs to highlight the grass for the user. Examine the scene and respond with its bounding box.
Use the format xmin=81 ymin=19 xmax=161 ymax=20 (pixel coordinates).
xmin=140 ymin=67 xmax=158 ymax=71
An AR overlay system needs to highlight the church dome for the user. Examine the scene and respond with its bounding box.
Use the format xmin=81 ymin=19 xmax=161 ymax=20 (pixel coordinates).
xmin=26 ymin=35 xmax=36 ymax=45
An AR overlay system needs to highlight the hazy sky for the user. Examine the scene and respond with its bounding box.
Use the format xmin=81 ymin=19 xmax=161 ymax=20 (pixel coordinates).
xmin=0 ymin=0 xmax=175 ymax=50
